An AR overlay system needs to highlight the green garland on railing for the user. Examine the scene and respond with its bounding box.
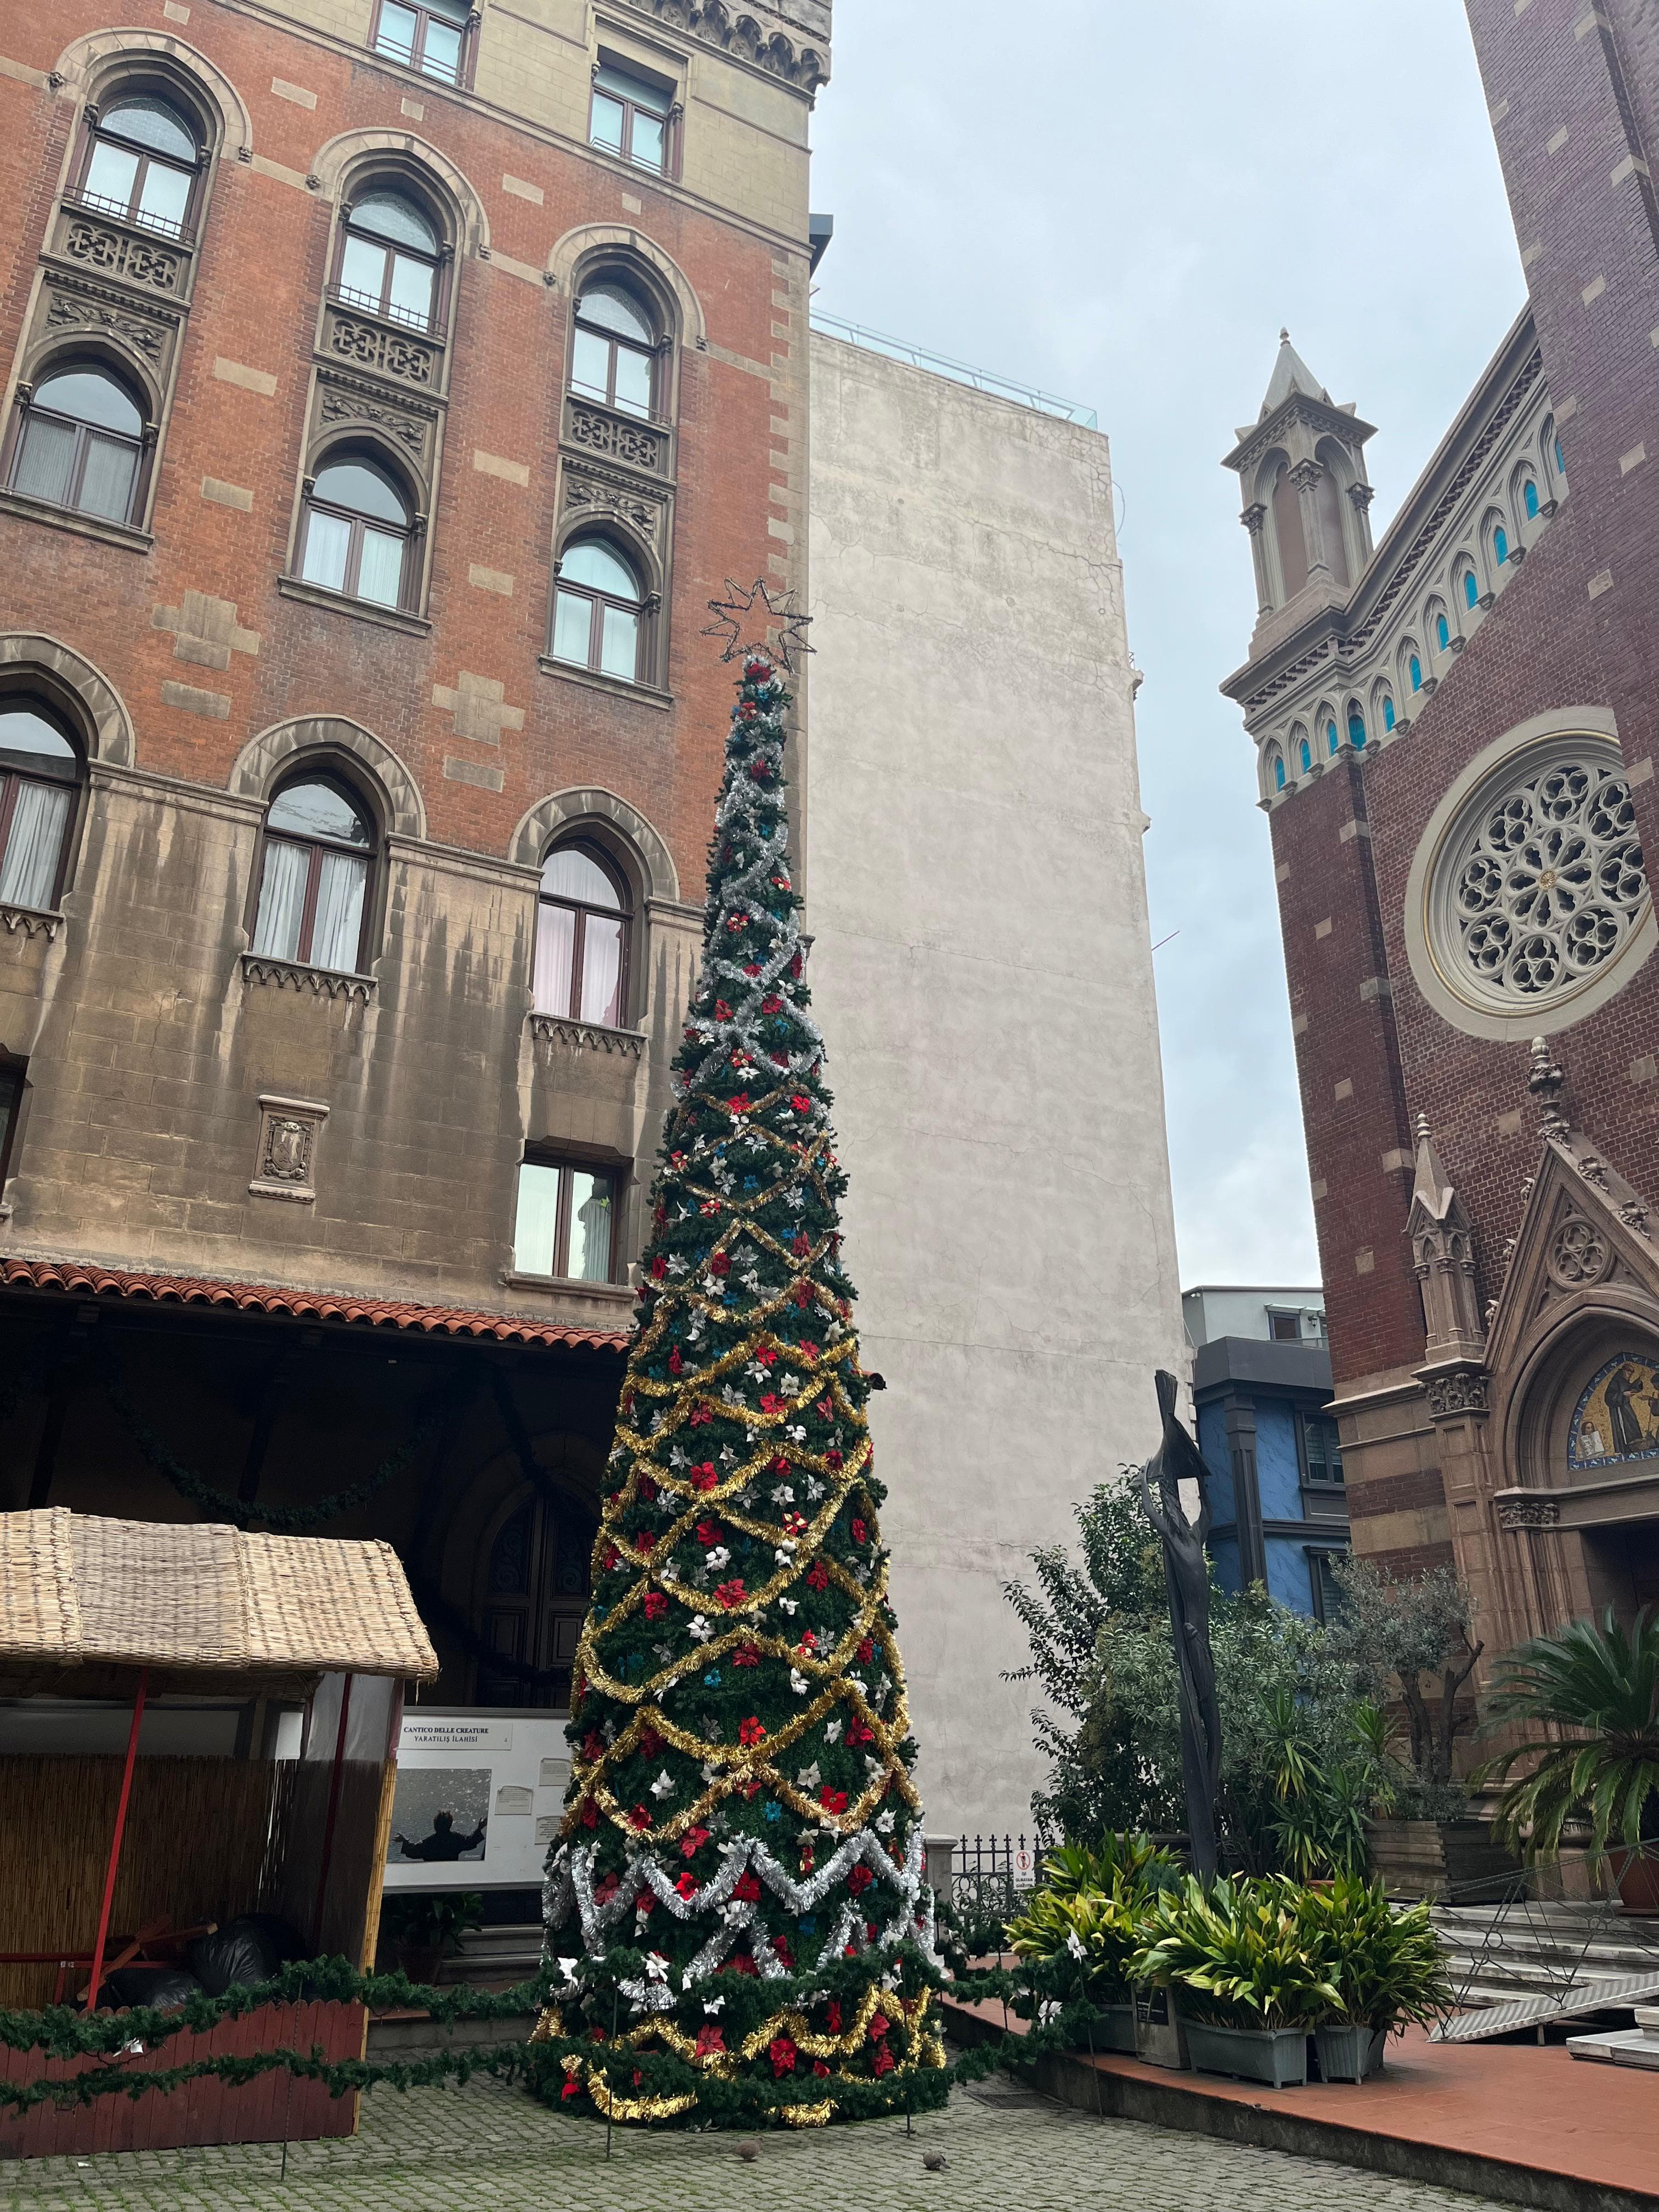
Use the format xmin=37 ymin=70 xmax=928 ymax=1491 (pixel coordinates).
xmin=0 ymin=1949 xmax=1096 ymax=2123
xmin=101 ymin=1373 xmax=466 ymax=1533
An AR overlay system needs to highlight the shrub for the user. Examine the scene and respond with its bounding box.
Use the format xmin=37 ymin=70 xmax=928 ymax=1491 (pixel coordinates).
xmin=1006 ymin=1832 xmax=1182 ymax=2001
xmin=1128 ymin=1876 xmax=1340 ymax=2030
xmin=1291 ymin=1876 xmax=1451 ymax=2031
xmin=1327 ymin=1558 xmax=1481 ymax=1812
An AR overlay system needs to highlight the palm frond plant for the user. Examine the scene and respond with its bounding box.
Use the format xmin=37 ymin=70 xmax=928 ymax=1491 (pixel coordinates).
xmin=1291 ymin=1876 xmax=1451 ymax=2032
xmin=1476 ymin=1607 xmax=1659 ymax=1867
xmin=1128 ymin=1877 xmax=1341 ymax=2030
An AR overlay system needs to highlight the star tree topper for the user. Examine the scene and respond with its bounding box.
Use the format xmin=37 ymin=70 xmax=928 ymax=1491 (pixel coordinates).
xmin=703 ymin=578 xmax=815 ymax=672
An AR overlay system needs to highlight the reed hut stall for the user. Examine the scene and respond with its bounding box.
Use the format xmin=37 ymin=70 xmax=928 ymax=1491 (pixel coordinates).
xmin=0 ymin=1509 xmax=439 ymax=2158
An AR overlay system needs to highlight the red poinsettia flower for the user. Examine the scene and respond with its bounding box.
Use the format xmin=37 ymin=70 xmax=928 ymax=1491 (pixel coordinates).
xmin=755 ymin=1345 xmax=778 ymax=1367
xmin=819 ymin=1786 xmax=849 ymax=1814
xmin=825 ymin=1448 xmax=844 ymax=1470
xmin=812 ymin=2058 xmax=830 ymax=2078
xmin=847 ymin=1865 xmax=874 ymax=1895
xmin=799 ymin=1844 xmax=816 ymax=1875
xmin=791 ymin=1232 xmax=812 ymax=1256
xmin=825 ymin=2000 xmax=843 ymax=2034
xmin=696 ymin=2024 xmax=726 ymax=2058
xmin=769 ymin=2035 xmax=798 ymax=2078
xmin=639 ymin=1725 xmax=663 ymax=1758
xmin=847 ymin=1720 xmax=874 ymax=1748
xmin=668 ymin=1346 xmax=683 ymax=1377
xmin=649 ymin=1257 xmax=667 ymax=1280
xmin=712 ymin=1253 xmax=732 ymax=1277
xmin=594 ymin=1872 xmax=620 ymax=1905
xmin=743 ymin=1776 xmax=763 ymax=1801
xmin=797 ymin=1629 xmax=817 ymax=1653
xmin=791 ymin=1094 xmax=812 ymax=1114
xmin=733 ymin=1868 xmax=763 ymax=1903
xmin=763 ymin=994 xmax=783 ymax=1014
xmin=743 ymin=963 xmax=763 ymax=978
xmin=579 ymin=1798 xmax=599 ymax=1830
xmin=857 ymin=1637 xmax=874 ymax=1664
xmin=643 ymin=1590 xmax=668 ymax=1622
xmin=872 ymin=2041 xmax=895 ymax=2077
xmin=582 ymin=1729 xmax=605 ymax=1761
xmin=783 ymin=1512 xmax=809 ymax=1539
xmin=789 ymin=952 xmax=804 ymax=979
xmin=729 ymin=1091 xmax=752 ymax=1114
xmin=733 ymin=1642 xmax=761 ymax=1669
xmin=851 ymin=1517 xmax=869 ymax=1545
xmin=806 ymin=1560 xmax=830 ymax=1591
xmin=759 ymin=1392 xmax=783 ymax=1415
xmin=715 ymin=1578 xmax=748 ymax=1611
xmin=628 ymin=1804 xmax=652 ymax=1831
xmin=738 ymin=1716 xmax=766 ymax=1747
xmin=562 ymin=2076 xmax=583 ymax=2102
xmin=724 ymin=1952 xmax=758 ymax=1978
xmin=870 ymin=2013 xmax=890 ymax=2040
xmin=639 ymin=1475 xmax=658 ymax=1502
xmin=715 ymin=999 xmax=733 ymax=1020
xmin=770 ymin=1453 xmax=791 ymax=1476
xmin=816 ymin=1396 xmax=835 ymax=1420
xmin=634 ymin=1889 xmax=654 ymax=1915
xmin=696 ymin=1519 xmax=722 ymax=1546
xmin=774 ymin=1936 xmax=793 ymax=1970
xmin=601 ymin=1544 xmax=619 ymax=1573
xmin=800 ymin=1342 xmax=819 ymax=1363
xmin=680 ymin=1825 xmax=710 ymax=1859
xmin=676 ymin=1872 xmax=699 ymax=1900
xmin=692 ymin=1462 xmax=719 ymax=1490
xmin=690 ymin=1404 xmax=714 ymax=1427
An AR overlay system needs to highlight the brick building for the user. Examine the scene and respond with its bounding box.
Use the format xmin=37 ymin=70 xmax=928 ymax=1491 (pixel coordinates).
xmin=1221 ymin=0 xmax=1659 ymax=1666
xmin=0 ymin=0 xmax=827 ymax=1707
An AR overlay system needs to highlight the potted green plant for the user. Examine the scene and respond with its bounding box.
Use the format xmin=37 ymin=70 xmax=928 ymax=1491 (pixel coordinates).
xmin=1129 ymin=1876 xmax=1339 ymax=2087
xmin=1292 ymin=1875 xmax=1452 ymax=2079
xmin=1476 ymin=1607 xmax=1659 ymax=1915
xmin=1006 ymin=1833 xmax=1180 ymax=2053
xmin=380 ymin=1892 xmax=484 ymax=1988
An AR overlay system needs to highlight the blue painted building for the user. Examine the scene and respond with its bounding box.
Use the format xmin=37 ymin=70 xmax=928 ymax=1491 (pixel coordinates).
xmin=1183 ymin=1286 xmax=1350 ymax=1618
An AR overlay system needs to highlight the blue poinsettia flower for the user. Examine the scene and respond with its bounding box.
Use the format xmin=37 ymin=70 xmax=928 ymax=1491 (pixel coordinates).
xmin=798 ymin=1916 xmax=815 ymax=1934
xmin=764 ymin=1802 xmax=782 ymax=1822
xmin=704 ymin=1671 xmax=721 ymax=1688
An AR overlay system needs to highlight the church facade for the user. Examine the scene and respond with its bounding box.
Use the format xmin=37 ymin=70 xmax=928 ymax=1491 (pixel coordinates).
xmin=1222 ymin=0 xmax=1659 ymax=1663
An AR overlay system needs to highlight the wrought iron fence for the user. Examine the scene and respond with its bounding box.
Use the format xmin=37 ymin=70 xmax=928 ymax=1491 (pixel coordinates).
xmin=946 ymin=1833 xmax=1052 ymax=1927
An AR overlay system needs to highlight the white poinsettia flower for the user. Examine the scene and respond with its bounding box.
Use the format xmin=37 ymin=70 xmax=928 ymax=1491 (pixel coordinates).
xmin=806 ymin=1478 xmax=826 ymax=1501
xmin=747 ymin=1362 xmax=770 ymax=1382
xmin=797 ymin=1762 xmax=822 ymax=1790
xmin=781 ymin=1373 xmax=802 ymax=1393
xmin=646 ymin=1952 xmax=669 ymax=1980
xmin=775 ymin=1545 xmax=795 ymax=1564
xmin=558 ymin=1956 xmax=582 ymax=1984
xmin=825 ymin=1719 xmax=843 ymax=1744
xmin=667 ymin=1257 xmax=688 ymax=1276
xmin=706 ymin=1546 xmax=731 ymax=1569
xmin=876 ymin=1810 xmax=895 ymax=1835
xmin=651 ymin=1769 xmax=676 ymax=1799
xmin=790 ymin=1669 xmax=809 ymax=1695
xmin=1065 ymin=1929 xmax=1086 ymax=1961
xmin=669 ymin=1448 xmax=689 ymax=1469
xmin=690 ymin=1615 xmax=713 ymax=1643
xmin=703 ymin=1996 xmax=726 ymax=2016
xmin=778 ymin=1598 xmax=799 ymax=1615
xmin=770 ymin=1483 xmax=795 ymax=1504
xmin=785 ymin=1425 xmax=806 ymax=1443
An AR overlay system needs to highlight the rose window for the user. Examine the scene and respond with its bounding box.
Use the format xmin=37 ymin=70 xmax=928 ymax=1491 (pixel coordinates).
xmin=1435 ymin=749 xmax=1648 ymax=1010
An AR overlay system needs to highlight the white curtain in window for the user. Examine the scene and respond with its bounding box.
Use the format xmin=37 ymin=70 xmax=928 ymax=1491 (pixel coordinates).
xmin=569 ymin=1175 xmax=613 ymax=1282
xmin=579 ymin=916 xmax=623 ymax=1026
xmin=12 ymin=416 xmax=75 ymax=507
xmin=251 ymin=838 xmax=307 ymax=960
xmin=311 ymin=849 xmax=368 ymax=971
xmin=78 ymin=433 xmax=137 ymax=523
xmin=357 ymin=527 xmax=405 ymax=608
xmin=0 ymin=782 xmax=71 ymax=909
xmin=533 ymin=903 xmax=576 ymax=1014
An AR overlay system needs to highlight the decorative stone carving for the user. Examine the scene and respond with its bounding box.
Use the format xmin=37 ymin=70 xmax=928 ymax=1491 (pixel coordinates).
xmin=1497 ymin=1494 xmax=1562 ymax=1530
xmin=1425 ymin=1368 xmax=1489 ymax=1419
xmin=242 ymin=952 xmax=374 ymax=1003
xmin=249 ymin=1092 xmax=330 ymax=1204
xmin=1547 ymin=1212 xmax=1612 ymax=1288
xmin=43 ymin=283 xmax=167 ymax=361
xmin=59 ymin=215 xmax=185 ymax=296
xmin=323 ymin=309 xmax=437 ymax=387
xmin=566 ymin=400 xmax=669 ymax=474
xmin=318 ymin=380 xmax=433 ymax=460
xmin=563 ymin=472 xmax=664 ymax=552
xmin=1 ymin=904 xmax=61 ymax=940
xmin=529 ymin=1013 xmax=647 ymax=1059
xmin=626 ymin=0 xmax=829 ymax=88
xmin=1528 ymin=1035 xmax=1568 ymax=1141
xmin=1620 ymin=1200 xmax=1652 ymax=1241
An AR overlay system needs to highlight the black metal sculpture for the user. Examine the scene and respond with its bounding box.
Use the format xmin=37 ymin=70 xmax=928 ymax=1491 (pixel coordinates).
xmin=1137 ymin=1369 xmax=1222 ymax=1882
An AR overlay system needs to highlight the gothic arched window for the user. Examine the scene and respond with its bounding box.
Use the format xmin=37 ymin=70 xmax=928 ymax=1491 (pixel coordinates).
xmin=8 ymin=365 xmax=147 ymax=526
xmin=1524 ymin=480 xmax=1540 ymax=520
xmin=552 ymin=537 xmax=645 ymax=682
xmin=300 ymin=455 xmax=415 ymax=609
xmin=570 ymin=281 xmax=660 ymax=421
xmin=1410 ymin=655 xmax=1423 ymax=693
xmin=1348 ymin=709 xmax=1367 ymax=749
xmin=0 ymin=703 xmax=81 ymax=911
xmin=335 ymin=190 xmax=442 ymax=331
xmin=1383 ymin=696 xmax=1396 ymax=734
xmin=1300 ymin=736 xmax=1312 ymax=774
xmin=76 ymin=92 xmax=202 ymax=238
xmin=1494 ymin=526 xmax=1509 ymax=567
xmin=1273 ymin=753 xmax=1287 ymax=792
xmin=534 ymin=842 xmax=630 ymax=1028
xmin=1436 ymin=614 xmax=1451 ymax=650
xmin=252 ymin=774 xmax=376 ymax=972
xmin=1463 ymin=571 xmax=1479 ymax=611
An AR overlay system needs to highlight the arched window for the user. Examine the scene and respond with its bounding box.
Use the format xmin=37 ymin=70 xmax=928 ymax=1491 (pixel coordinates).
xmin=1436 ymin=613 xmax=1451 ymax=650
xmin=534 ymin=842 xmax=630 ymax=1026
xmin=1383 ymin=696 xmax=1396 ymax=734
xmin=1524 ymin=479 xmax=1541 ymax=520
xmin=372 ymin=0 xmax=472 ymax=85
xmin=570 ymin=281 xmax=658 ymax=421
xmin=1463 ymin=570 xmax=1479 ymax=611
xmin=1555 ymin=436 xmax=1566 ymax=479
xmin=1299 ymin=736 xmax=1312 ymax=774
xmin=1348 ymin=709 xmax=1367 ymax=748
xmin=8 ymin=366 xmax=145 ymax=525
xmin=76 ymin=92 xmax=201 ymax=238
xmin=1493 ymin=526 xmax=1509 ymax=566
xmin=1273 ymin=753 xmax=1286 ymax=793
xmin=0 ymin=703 xmax=80 ymax=911
xmin=252 ymin=775 xmax=375 ymax=972
xmin=300 ymin=455 xmax=414 ymax=608
xmin=336 ymin=191 xmax=442 ymax=331
xmin=1409 ymin=654 xmax=1423 ymax=693
xmin=552 ymin=538 xmax=645 ymax=682
xmin=1322 ymin=716 xmax=1339 ymax=758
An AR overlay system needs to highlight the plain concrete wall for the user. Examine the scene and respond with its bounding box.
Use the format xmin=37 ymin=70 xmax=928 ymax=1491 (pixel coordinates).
xmin=806 ymin=332 xmax=1185 ymax=1838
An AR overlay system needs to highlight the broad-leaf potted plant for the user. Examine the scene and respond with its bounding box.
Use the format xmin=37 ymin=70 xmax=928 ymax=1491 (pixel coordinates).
xmin=1476 ymin=1607 xmax=1659 ymax=1915
xmin=1128 ymin=1876 xmax=1339 ymax=2087
xmin=380 ymin=1892 xmax=484 ymax=1988
xmin=1006 ymin=1832 xmax=1180 ymax=2053
xmin=1292 ymin=1875 xmax=1452 ymax=2079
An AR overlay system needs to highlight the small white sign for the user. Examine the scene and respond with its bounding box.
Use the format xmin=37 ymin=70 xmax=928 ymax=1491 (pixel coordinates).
xmin=400 ymin=1718 xmax=515 ymax=1752
xmin=495 ymin=1786 xmax=534 ymax=1816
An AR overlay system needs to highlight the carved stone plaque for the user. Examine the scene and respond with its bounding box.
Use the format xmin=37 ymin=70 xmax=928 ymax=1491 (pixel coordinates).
xmin=563 ymin=396 xmax=670 ymax=476
xmin=250 ymin=1092 xmax=330 ymax=1204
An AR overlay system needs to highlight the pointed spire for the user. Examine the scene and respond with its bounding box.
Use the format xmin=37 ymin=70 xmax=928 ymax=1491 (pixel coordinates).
xmin=1260 ymin=328 xmax=1331 ymax=420
xmin=1410 ymin=1113 xmax=1456 ymax=1224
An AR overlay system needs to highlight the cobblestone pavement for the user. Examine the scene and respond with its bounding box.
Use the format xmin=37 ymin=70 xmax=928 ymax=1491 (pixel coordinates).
xmin=2 ymin=2069 xmax=1514 ymax=2212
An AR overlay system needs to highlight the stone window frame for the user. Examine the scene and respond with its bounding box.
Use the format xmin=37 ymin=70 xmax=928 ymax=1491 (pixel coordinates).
xmin=589 ymin=40 xmax=685 ymax=184
xmin=0 ymin=1059 xmax=24 ymax=1198
xmin=0 ymin=691 xmax=88 ymax=918
xmin=0 ymin=645 xmax=119 ymax=914
xmin=296 ymin=444 xmax=426 ymax=617
xmin=328 ymin=178 xmax=455 ymax=339
xmin=367 ymin=0 xmax=482 ymax=94
xmin=66 ymin=76 xmax=215 ymax=244
xmin=0 ymin=355 xmax=157 ymax=533
xmin=244 ymin=747 xmax=394 ymax=983
xmin=568 ymin=265 xmax=676 ymax=427
xmin=546 ymin=511 xmax=668 ymax=697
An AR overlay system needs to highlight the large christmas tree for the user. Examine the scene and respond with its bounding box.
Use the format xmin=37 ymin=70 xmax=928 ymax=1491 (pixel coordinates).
xmin=541 ymin=594 xmax=947 ymax=2127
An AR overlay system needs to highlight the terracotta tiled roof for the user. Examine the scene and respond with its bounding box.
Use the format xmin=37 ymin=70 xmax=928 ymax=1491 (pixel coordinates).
xmin=0 ymin=1254 xmax=630 ymax=1353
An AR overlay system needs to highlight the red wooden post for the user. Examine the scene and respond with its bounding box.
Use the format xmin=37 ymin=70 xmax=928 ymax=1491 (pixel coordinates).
xmin=86 ymin=1667 xmax=148 ymax=2010
xmin=309 ymin=1674 xmax=353 ymax=1954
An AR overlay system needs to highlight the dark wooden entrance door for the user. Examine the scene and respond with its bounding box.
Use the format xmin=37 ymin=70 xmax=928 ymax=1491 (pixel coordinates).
xmin=475 ymin=1494 xmax=591 ymax=1707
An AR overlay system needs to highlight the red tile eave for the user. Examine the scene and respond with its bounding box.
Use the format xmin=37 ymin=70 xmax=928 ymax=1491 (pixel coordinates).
xmin=0 ymin=1255 xmax=631 ymax=1354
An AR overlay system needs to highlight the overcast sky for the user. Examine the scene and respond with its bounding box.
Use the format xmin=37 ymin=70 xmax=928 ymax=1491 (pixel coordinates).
xmin=809 ymin=1 xmax=1527 ymax=1288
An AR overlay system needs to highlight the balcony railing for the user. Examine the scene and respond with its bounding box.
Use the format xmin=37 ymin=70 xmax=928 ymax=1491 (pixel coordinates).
xmin=810 ymin=310 xmax=1097 ymax=429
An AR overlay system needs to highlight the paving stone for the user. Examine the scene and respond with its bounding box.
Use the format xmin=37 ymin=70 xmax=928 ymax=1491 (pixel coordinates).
xmin=0 ymin=2072 xmax=1516 ymax=2211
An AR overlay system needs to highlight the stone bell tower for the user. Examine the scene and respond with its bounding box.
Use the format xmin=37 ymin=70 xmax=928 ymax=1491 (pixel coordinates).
xmin=1223 ymin=331 xmax=1377 ymax=653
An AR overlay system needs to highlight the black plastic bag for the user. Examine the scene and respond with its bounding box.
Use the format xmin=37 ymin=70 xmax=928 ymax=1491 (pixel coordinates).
xmin=188 ymin=1917 xmax=284 ymax=1996
xmin=100 ymin=1967 xmax=201 ymax=2011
